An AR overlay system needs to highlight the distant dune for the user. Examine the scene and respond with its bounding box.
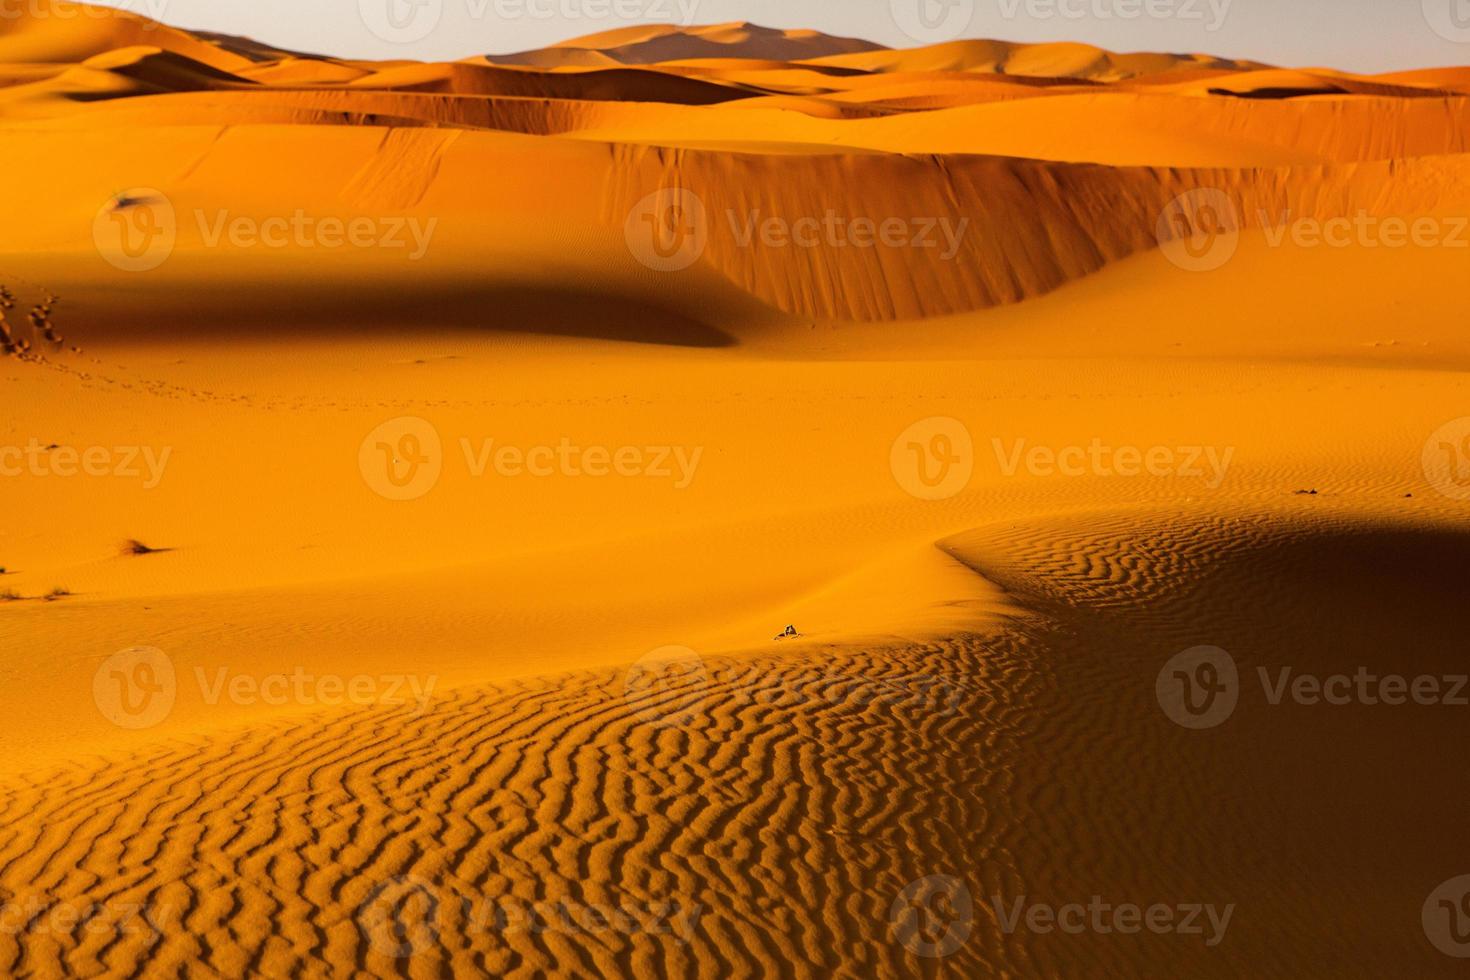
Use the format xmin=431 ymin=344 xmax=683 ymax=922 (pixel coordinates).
xmin=4 ymin=0 xmax=1470 ymax=328
xmin=485 ymin=21 xmax=886 ymax=66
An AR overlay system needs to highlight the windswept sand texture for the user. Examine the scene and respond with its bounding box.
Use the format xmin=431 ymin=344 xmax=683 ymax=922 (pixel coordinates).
xmin=2 ymin=2 xmax=1470 ymax=976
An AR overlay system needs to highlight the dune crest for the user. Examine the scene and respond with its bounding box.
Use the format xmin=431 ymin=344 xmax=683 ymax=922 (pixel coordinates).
xmin=486 ymin=21 xmax=886 ymax=67
xmin=4 ymin=2 xmax=1467 ymax=330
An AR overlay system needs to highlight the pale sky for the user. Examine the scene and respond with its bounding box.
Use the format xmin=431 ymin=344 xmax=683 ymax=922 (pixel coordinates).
xmin=85 ymin=0 xmax=1470 ymax=72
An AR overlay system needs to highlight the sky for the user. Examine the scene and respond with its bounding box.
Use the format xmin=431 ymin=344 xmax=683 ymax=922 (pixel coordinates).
xmin=81 ymin=0 xmax=1470 ymax=72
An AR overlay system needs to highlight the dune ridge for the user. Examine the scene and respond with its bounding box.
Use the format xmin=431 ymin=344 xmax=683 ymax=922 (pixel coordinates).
xmin=4 ymin=2 xmax=1467 ymax=331
xmin=2 ymin=0 xmax=1470 ymax=333
xmin=1 ymin=502 xmax=1465 ymax=976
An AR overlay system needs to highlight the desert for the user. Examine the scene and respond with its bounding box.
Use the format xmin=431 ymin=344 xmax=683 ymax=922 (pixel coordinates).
xmin=2 ymin=1 xmax=1469 ymax=976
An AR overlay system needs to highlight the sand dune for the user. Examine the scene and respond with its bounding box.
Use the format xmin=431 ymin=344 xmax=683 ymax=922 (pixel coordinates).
xmin=0 ymin=0 xmax=253 ymax=71
xmin=3 ymin=2 xmax=1469 ymax=977
xmin=3 ymin=0 xmax=1465 ymax=334
xmin=486 ymin=21 xmax=884 ymax=67
xmin=8 ymin=100 xmax=1470 ymax=328
xmin=2 ymin=490 xmax=1465 ymax=975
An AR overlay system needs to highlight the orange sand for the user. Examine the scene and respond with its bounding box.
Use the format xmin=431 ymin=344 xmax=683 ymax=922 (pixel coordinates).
xmin=2 ymin=3 xmax=1469 ymax=976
